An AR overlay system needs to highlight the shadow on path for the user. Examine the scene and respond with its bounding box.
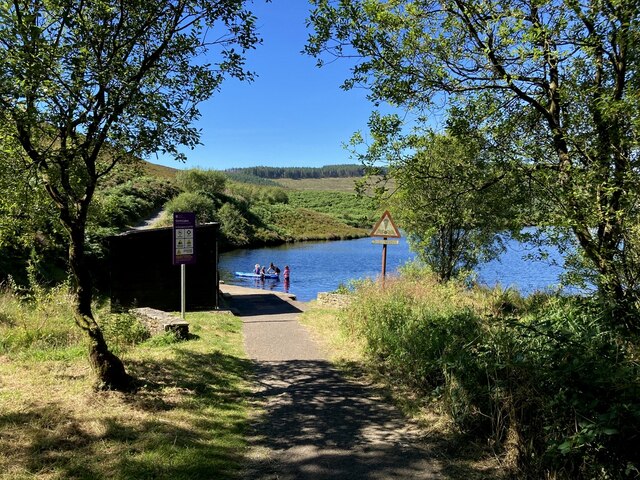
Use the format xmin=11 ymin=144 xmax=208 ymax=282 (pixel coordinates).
xmin=243 ymin=360 xmax=440 ymax=479
xmin=228 ymin=294 xmax=303 ymax=317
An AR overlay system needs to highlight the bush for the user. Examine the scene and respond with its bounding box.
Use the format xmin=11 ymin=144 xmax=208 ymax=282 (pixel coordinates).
xmin=98 ymin=311 xmax=150 ymax=354
xmin=164 ymin=192 xmax=217 ymax=224
xmin=340 ymin=272 xmax=640 ymax=479
xmin=175 ymin=169 xmax=227 ymax=198
xmin=226 ymin=182 xmax=289 ymax=205
xmin=218 ymin=203 xmax=252 ymax=247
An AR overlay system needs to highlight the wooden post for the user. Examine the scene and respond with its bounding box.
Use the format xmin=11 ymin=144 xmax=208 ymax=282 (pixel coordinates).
xmin=381 ymin=237 xmax=388 ymax=283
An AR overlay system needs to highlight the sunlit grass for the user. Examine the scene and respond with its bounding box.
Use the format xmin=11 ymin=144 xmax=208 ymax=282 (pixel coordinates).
xmin=0 ymin=289 xmax=252 ymax=480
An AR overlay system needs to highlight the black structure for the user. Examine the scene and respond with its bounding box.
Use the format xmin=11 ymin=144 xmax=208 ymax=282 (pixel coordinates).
xmin=109 ymin=223 xmax=219 ymax=312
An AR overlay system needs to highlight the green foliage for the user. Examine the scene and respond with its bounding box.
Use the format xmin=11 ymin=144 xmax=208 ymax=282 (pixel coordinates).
xmin=164 ymin=192 xmax=218 ymax=225
xmin=307 ymin=0 xmax=640 ymax=325
xmin=0 ymin=283 xmax=84 ymax=355
xmin=91 ymin=176 xmax=178 ymax=230
xmin=218 ymin=202 xmax=252 ymax=247
xmin=98 ymin=312 xmax=150 ymax=355
xmin=175 ymin=169 xmax=227 ymax=198
xmin=141 ymin=331 xmax=182 ymax=347
xmin=0 ymin=283 xmax=147 ymax=357
xmin=341 ymin=273 xmax=640 ymax=478
xmin=254 ymin=203 xmax=367 ymax=241
xmin=379 ymin=129 xmax=522 ymax=281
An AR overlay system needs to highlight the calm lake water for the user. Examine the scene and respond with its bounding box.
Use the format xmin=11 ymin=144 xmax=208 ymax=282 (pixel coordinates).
xmin=219 ymin=235 xmax=572 ymax=302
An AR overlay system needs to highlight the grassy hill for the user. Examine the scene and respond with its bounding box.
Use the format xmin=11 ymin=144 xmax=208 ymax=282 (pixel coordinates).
xmin=274 ymin=177 xmax=360 ymax=193
xmin=134 ymin=162 xmax=378 ymax=250
xmin=140 ymin=160 xmax=180 ymax=180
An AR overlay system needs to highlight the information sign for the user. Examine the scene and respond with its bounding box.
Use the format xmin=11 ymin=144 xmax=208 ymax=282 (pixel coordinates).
xmin=173 ymin=212 xmax=196 ymax=265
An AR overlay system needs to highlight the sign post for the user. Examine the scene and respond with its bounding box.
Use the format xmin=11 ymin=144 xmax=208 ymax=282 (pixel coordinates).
xmin=173 ymin=212 xmax=196 ymax=320
xmin=370 ymin=210 xmax=402 ymax=282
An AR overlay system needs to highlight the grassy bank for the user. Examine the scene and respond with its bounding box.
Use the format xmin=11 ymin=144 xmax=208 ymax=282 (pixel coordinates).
xmin=0 ymin=287 xmax=251 ymax=480
xmin=300 ymin=268 xmax=640 ymax=479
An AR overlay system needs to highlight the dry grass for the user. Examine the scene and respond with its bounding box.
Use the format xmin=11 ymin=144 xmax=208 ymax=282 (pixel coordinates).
xmin=0 ymin=310 xmax=252 ymax=480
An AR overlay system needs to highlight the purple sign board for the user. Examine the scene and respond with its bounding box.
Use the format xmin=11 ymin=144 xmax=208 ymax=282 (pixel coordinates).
xmin=173 ymin=212 xmax=196 ymax=265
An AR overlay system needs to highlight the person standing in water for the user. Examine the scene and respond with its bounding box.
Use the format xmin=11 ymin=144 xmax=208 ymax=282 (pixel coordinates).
xmin=283 ymin=265 xmax=290 ymax=292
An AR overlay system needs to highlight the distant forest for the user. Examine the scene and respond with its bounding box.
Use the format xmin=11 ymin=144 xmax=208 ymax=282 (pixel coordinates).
xmin=225 ymin=164 xmax=367 ymax=179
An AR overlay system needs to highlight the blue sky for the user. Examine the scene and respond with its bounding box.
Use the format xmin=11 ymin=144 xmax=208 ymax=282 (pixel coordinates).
xmin=151 ymin=1 xmax=376 ymax=171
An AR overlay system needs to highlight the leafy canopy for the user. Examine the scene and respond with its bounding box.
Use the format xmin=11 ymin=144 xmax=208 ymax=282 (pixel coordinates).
xmin=307 ymin=0 xmax=640 ymax=317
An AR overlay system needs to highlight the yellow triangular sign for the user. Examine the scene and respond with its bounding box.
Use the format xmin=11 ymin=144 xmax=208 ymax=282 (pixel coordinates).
xmin=370 ymin=210 xmax=401 ymax=238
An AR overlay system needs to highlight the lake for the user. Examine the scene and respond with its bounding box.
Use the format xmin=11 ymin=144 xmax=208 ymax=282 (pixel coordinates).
xmin=219 ymin=235 xmax=573 ymax=302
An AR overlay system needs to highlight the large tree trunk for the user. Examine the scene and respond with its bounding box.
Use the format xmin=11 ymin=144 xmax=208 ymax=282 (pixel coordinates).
xmin=69 ymin=223 xmax=133 ymax=391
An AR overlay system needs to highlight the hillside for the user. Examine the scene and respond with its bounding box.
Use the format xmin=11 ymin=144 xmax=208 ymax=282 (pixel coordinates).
xmin=140 ymin=160 xmax=180 ymax=180
xmin=133 ymin=163 xmax=377 ymax=252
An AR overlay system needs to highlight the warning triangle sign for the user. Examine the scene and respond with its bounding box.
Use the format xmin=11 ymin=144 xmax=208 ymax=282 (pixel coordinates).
xmin=370 ymin=210 xmax=401 ymax=238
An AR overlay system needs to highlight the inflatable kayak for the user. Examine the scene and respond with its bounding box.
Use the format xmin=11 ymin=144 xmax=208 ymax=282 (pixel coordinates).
xmin=234 ymin=271 xmax=279 ymax=279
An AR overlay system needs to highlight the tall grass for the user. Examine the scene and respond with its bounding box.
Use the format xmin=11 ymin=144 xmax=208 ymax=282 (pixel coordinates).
xmin=0 ymin=282 xmax=148 ymax=358
xmin=0 ymin=285 xmax=252 ymax=479
xmin=334 ymin=268 xmax=640 ymax=479
xmin=0 ymin=282 xmax=84 ymax=356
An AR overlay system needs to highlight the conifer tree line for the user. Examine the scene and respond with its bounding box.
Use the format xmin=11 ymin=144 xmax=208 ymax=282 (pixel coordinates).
xmin=225 ymin=164 xmax=369 ymax=179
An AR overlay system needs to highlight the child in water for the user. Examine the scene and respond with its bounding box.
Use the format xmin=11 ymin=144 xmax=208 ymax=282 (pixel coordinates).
xmin=283 ymin=265 xmax=290 ymax=280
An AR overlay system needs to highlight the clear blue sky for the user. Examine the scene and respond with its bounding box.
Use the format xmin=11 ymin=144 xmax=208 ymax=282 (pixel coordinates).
xmin=151 ymin=1 xmax=375 ymax=171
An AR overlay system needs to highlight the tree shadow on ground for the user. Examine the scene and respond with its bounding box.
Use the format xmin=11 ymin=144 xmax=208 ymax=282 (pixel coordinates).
xmin=0 ymin=350 xmax=254 ymax=480
xmin=242 ymin=359 xmax=503 ymax=480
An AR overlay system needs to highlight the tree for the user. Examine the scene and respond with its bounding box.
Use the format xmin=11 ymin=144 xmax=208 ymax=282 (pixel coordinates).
xmin=360 ymin=115 xmax=521 ymax=281
xmin=307 ymin=0 xmax=640 ymax=327
xmin=0 ymin=0 xmax=260 ymax=389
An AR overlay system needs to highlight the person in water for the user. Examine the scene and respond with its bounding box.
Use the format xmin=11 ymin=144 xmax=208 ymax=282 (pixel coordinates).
xmin=260 ymin=266 xmax=266 ymax=280
xmin=267 ymin=262 xmax=281 ymax=275
xmin=254 ymin=263 xmax=261 ymax=275
xmin=283 ymin=265 xmax=290 ymax=292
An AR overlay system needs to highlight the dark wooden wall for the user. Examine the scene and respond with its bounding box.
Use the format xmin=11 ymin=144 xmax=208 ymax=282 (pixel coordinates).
xmin=109 ymin=223 xmax=219 ymax=312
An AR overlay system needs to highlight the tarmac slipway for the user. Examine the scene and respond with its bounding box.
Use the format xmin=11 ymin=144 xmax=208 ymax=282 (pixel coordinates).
xmin=219 ymin=284 xmax=442 ymax=480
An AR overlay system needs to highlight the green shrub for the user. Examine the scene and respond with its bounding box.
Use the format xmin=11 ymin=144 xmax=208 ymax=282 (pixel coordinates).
xmin=0 ymin=285 xmax=149 ymax=357
xmin=340 ymin=272 xmax=640 ymax=479
xmin=218 ymin=203 xmax=252 ymax=247
xmin=176 ymin=169 xmax=227 ymax=197
xmin=142 ymin=331 xmax=182 ymax=347
xmin=92 ymin=176 xmax=178 ymax=229
xmin=226 ymin=182 xmax=289 ymax=205
xmin=164 ymin=192 xmax=217 ymax=224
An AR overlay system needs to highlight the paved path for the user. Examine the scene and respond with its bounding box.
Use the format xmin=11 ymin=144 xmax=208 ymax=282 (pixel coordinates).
xmin=220 ymin=284 xmax=441 ymax=479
